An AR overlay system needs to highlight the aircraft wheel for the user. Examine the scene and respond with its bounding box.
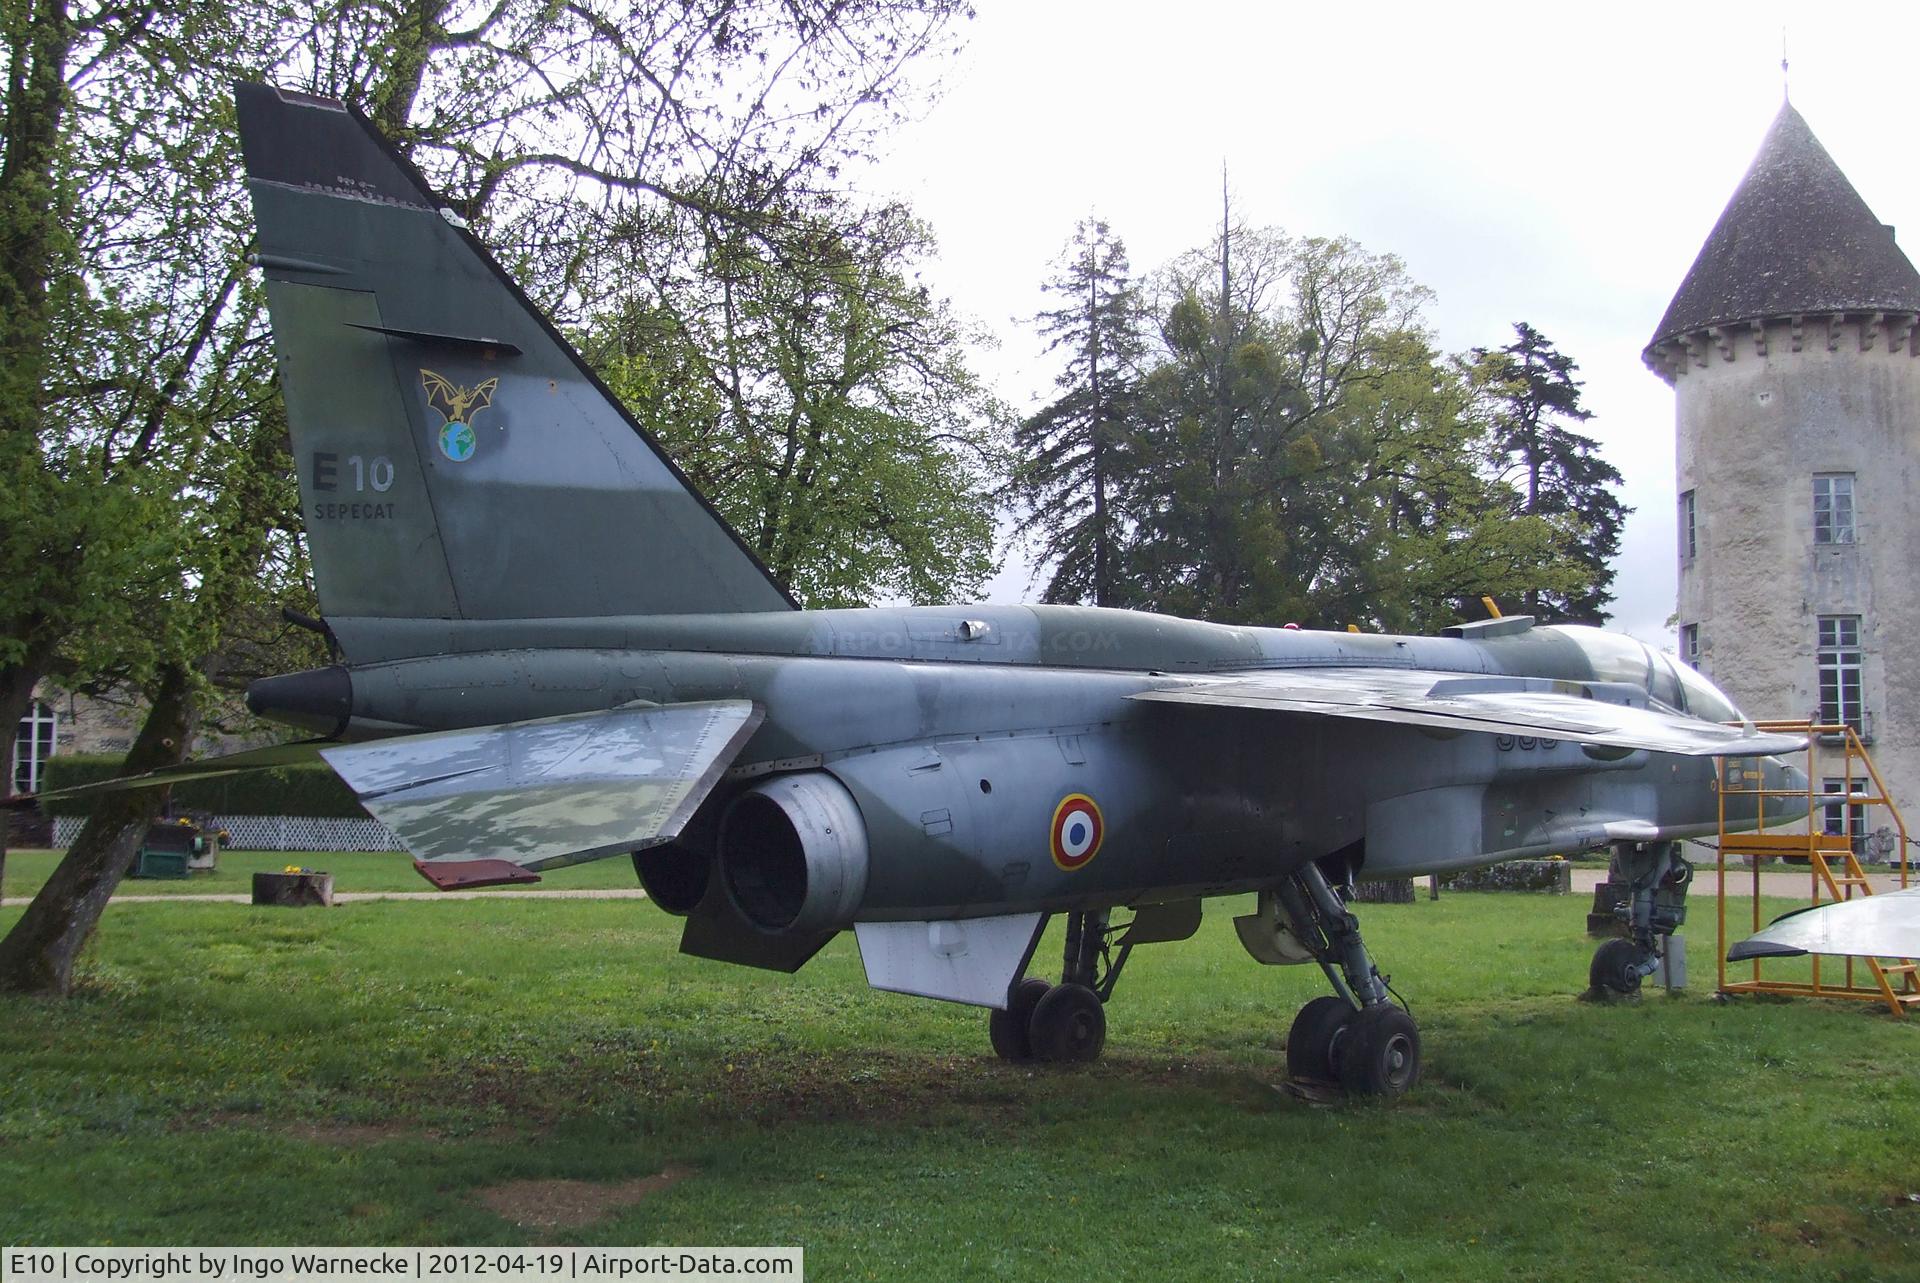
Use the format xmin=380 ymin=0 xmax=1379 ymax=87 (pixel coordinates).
xmin=989 ymin=977 xmax=1053 ymax=1061
xmin=1029 ymin=982 xmax=1106 ymax=1064
xmin=1589 ymin=938 xmax=1645 ymax=997
xmin=1285 ymin=995 xmax=1356 ymax=1081
xmin=1335 ymin=1005 xmax=1421 ymax=1096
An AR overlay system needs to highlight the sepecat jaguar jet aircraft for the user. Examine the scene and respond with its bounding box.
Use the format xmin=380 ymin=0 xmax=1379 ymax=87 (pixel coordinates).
xmin=95 ymin=85 xmax=1812 ymax=1096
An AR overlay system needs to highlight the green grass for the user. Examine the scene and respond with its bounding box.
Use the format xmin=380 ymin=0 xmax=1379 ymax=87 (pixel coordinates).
xmin=1 ymin=849 xmax=642 ymax=899
xmin=2 ymin=891 xmax=1916 ymax=1280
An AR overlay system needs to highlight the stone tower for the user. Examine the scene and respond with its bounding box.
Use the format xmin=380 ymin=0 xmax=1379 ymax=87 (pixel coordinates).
xmin=1644 ymin=101 xmax=1920 ymax=817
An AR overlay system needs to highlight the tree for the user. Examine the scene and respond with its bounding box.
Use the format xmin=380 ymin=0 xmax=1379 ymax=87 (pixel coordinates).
xmin=591 ymin=200 xmax=1007 ymax=606
xmin=1465 ymin=323 xmax=1629 ymax=622
xmin=1127 ymin=225 xmax=1443 ymax=624
xmin=0 ymin=0 xmax=270 ymax=903
xmin=0 ymin=0 xmax=977 ymax=989
xmin=284 ymin=0 xmax=973 ymax=324
xmin=1114 ymin=217 xmax=1594 ymax=632
xmin=1008 ymin=217 xmax=1150 ymax=606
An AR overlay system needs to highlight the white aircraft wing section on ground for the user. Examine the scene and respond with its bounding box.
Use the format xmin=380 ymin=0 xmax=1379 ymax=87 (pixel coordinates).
xmin=1130 ymin=670 xmax=1806 ymax=758
xmin=1728 ymin=886 xmax=1920 ymax=961
xmin=321 ymin=700 xmax=762 ymax=885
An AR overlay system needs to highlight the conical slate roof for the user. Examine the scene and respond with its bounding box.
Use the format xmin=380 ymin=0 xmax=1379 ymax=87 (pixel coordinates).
xmin=1646 ymin=102 xmax=1920 ymax=351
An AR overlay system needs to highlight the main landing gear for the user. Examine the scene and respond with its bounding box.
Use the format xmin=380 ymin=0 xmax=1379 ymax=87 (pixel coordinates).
xmin=1275 ymin=863 xmax=1421 ymax=1096
xmin=1589 ymin=840 xmax=1691 ymax=997
xmin=990 ymin=909 xmax=1135 ymax=1064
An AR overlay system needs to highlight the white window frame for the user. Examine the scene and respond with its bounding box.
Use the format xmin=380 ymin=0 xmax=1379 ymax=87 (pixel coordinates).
xmin=1822 ymin=775 xmax=1869 ymax=852
xmin=1813 ymin=473 xmax=1855 ymax=545
xmin=1816 ymin=615 xmax=1865 ymax=732
xmin=1680 ymin=624 xmax=1700 ymax=670
xmin=12 ymin=699 xmax=56 ymax=796
xmin=1679 ymin=489 xmax=1697 ymax=562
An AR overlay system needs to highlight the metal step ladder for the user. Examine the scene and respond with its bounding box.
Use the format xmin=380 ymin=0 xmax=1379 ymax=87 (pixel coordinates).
xmin=1715 ymin=721 xmax=1917 ymax=1015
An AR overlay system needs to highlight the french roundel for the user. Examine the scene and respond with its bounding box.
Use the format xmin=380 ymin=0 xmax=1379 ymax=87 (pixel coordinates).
xmin=1050 ymin=793 xmax=1105 ymax=871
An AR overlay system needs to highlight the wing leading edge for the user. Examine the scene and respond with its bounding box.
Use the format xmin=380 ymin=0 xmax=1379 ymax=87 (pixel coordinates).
xmin=1728 ymin=886 xmax=1920 ymax=961
xmin=1130 ymin=670 xmax=1804 ymax=758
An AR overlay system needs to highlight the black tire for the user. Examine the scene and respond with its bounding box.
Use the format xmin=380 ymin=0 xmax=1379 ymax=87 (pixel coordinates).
xmin=989 ymin=977 xmax=1053 ymax=1061
xmin=1589 ymin=937 xmax=1645 ymax=996
xmin=1029 ymin=982 xmax=1107 ymax=1064
xmin=1286 ymin=995 xmax=1357 ymax=1082
xmin=1335 ymin=1004 xmax=1421 ymax=1096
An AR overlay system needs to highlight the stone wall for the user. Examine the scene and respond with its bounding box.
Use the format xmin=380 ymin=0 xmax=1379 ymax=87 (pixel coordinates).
xmin=1673 ymin=316 xmax=1920 ymax=818
xmin=1440 ymin=859 xmax=1572 ymax=893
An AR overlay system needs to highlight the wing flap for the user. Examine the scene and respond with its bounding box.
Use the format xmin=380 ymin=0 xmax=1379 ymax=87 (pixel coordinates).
xmin=320 ymin=700 xmax=761 ymax=871
xmin=1131 ymin=669 xmax=1804 ymax=758
xmin=1727 ymin=886 xmax=1920 ymax=961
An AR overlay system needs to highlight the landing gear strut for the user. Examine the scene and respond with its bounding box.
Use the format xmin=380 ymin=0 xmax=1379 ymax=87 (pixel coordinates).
xmin=989 ymin=909 xmax=1136 ymax=1064
xmin=1589 ymin=840 xmax=1690 ymax=997
xmin=1277 ymin=863 xmax=1421 ymax=1096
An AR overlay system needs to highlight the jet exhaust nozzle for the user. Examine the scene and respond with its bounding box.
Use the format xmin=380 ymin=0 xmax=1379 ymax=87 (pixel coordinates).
xmin=718 ymin=772 xmax=869 ymax=934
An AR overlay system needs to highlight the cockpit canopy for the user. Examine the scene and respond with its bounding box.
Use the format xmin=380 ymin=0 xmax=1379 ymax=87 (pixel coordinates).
xmin=1555 ymin=625 xmax=1745 ymax=724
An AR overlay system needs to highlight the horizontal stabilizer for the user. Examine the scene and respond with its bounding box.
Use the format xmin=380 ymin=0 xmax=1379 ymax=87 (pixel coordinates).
xmin=320 ymin=700 xmax=761 ymax=873
xmin=1132 ymin=669 xmax=1805 ymax=758
xmin=1728 ymin=886 xmax=1920 ymax=961
xmin=8 ymin=738 xmax=336 ymax=806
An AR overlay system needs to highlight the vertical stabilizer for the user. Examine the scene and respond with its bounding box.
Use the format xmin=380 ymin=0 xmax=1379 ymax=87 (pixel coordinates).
xmin=235 ymin=83 xmax=795 ymax=629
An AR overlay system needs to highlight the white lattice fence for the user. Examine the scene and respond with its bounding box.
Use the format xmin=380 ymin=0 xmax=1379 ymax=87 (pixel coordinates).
xmin=54 ymin=815 xmax=403 ymax=852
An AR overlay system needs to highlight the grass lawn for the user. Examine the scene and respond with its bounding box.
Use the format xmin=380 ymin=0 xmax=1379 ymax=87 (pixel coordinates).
xmin=2 ymin=889 xmax=1916 ymax=1279
xmin=1 ymin=849 xmax=642 ymax=899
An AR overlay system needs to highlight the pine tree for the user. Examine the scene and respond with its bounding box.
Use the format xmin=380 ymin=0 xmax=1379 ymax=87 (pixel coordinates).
xmin=1008 ymin=218 xmax=1149 ymax=606
xmin=1466 ymin=323 xmax=1630 ymax=623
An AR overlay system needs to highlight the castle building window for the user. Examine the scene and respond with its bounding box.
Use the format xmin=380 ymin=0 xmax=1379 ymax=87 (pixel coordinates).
xmin=1679 ymin=489 xmax=1697 ymax=562
xmin=1816 ymin=615 xmax=1865 ymax=731
xmin=11 ymin=699 xmax=56 ymax=795
xmin=1813 ymin=473 xmax=1855 ymax=544
xmin=1680 ymin=624 xmax=1700 ymax=670
xmin=1822 ymin=776 xmax=1869 ymax=854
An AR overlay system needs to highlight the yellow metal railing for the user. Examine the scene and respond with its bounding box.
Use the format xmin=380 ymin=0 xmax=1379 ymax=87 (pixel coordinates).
xmin=1714 ymin=721 xmax=1916 ymax=1015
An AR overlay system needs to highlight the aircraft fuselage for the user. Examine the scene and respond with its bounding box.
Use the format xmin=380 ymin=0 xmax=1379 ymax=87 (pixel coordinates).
xmin=250 ymin=605 xmax=1800 ymax=921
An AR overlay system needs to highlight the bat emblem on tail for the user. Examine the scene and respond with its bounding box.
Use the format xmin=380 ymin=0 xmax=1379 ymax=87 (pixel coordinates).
xmin=419 ymin=368 xmax=498 ymax=462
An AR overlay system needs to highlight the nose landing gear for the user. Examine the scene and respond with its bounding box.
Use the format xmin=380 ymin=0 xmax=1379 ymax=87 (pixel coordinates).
xmin=1589 ymin=840 xmax=1690 ymax=998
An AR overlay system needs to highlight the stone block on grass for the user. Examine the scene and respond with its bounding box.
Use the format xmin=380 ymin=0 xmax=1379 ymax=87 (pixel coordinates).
xmin=252 ymin=870 xmax=334 ymax=907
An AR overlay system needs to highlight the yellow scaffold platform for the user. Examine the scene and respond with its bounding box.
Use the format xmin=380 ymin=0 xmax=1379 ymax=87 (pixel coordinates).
xmin=1714 ymin=721 xmax=1916 ymax=1014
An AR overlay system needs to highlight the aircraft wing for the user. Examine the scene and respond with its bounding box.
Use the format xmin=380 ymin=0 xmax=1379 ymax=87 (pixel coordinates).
xmin=320 ymin=700 xmax=762 ymax=886
xmin=1130 ymin=669 xmax=1805 ymax=758
xmin=1728 ymin=886 xmax=1920 ymax=961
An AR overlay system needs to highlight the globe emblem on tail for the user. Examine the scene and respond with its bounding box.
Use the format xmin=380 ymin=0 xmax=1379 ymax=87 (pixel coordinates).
xmin=420 ymin=368 xmax=498 ymax=463
xmin=439 ymin=421 xmax=476 ymax=461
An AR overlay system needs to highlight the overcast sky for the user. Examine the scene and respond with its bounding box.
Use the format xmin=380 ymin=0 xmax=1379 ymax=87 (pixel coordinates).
xmin=858 ymin=2 xmax=1919 ymax=647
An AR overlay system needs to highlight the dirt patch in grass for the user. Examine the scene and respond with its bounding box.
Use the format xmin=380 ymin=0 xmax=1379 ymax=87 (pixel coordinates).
xmin=474 ymin=1168 xmax=690 ymax=1230
xmin=422 ymin=1044 xmax=1270 ymax=1130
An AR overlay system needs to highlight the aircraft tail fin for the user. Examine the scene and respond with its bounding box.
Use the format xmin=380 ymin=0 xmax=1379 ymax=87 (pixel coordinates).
xmin=234 ymin=83 xmax=794 ymax=637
